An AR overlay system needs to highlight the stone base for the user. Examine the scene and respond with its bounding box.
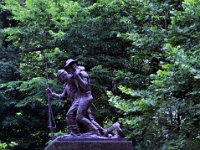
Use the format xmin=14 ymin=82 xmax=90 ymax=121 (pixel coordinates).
xmin=44 ymin=136 xmax=133 ymax=150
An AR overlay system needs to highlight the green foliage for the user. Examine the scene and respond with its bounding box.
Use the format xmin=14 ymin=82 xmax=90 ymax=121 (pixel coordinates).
xmin=0 ymin=0 xmax=200 ymax=149
xmin=0 ymin=141 xmax=17 ymax=150
xmin=108 ymin=45 xmax=200 ymax=149
xmin=0 ymin=61 xmax=18 ymax=83
xmin=107 ymin=0 xmax=200 ymax=149
xmin=2 ymin=0 xmax=84 ymax=48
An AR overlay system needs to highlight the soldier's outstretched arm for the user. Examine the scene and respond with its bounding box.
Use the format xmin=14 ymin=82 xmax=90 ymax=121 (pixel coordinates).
xmin=46 ymin=87 xmax=67 ymax=100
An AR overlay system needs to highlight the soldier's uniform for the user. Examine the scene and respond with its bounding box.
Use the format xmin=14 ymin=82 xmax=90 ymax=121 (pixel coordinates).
xmin=64 ymin=59 xmax=100 ymax=135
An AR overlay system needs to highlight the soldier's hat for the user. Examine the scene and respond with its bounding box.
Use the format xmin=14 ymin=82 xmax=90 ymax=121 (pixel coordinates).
xmin=64 ymin=59 xmax=78 ymax=69
xmin=57 ymin=69 xmax=66 ymax=78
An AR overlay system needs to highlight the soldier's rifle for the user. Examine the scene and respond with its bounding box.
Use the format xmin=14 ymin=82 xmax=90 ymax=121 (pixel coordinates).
xmin=45 ymin=62 xmax=56 ymax=140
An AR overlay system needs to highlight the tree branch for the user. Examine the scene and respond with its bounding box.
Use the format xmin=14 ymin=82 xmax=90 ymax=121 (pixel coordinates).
xmin=17 ymin=45 xmax=58 ymax=53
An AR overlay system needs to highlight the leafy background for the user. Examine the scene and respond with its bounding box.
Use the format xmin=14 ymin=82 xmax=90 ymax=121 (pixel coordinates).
xmin=0 ymin=0 xmax=199 ymax=149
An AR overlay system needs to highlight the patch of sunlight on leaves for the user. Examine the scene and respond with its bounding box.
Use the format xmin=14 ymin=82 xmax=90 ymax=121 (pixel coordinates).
xmin=118 ymin=85 xmax=141 ymax=98
xmin=15 ymin=112 xmax=22 ymax=116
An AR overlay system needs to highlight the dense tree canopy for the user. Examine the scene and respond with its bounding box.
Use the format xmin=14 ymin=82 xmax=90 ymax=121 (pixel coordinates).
xmin=0 ymin=0 xmax=199 ymax=149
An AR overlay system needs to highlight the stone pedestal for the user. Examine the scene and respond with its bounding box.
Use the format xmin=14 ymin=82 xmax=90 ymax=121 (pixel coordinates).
xmin=44 ymin=136 xmax=133 ymax=150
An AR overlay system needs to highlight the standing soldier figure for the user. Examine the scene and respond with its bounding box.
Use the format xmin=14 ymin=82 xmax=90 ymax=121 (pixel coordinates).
xmin=46 ymin=69 xmax=81 ymax=136
xmin=64 ymin=59 xmax=101 ymax=135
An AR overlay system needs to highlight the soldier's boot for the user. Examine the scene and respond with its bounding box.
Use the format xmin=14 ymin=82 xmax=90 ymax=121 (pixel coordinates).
xmin=103 ymin=122 xmax=125 ymax=137
xmin=113 ymin=122 xmax=125 ymax=138
xmin=68 ymin=125 xmax=81 ymax=136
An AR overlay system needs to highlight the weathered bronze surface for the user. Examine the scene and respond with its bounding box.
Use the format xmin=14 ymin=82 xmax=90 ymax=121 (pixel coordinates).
xmin=45 ymin=59 xmax=133 ymax=149
xmin=46 ymin=59 xmax=124 ymax=137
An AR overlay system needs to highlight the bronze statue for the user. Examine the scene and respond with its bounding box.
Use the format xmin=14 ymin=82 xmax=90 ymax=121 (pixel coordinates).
xmin=46 ymin=59 xmax=124 ymax=138
xmin=64 ymin=59 xmax=100 ymax=135
xmin=46 ymin=68 xmax=106 ymax=136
